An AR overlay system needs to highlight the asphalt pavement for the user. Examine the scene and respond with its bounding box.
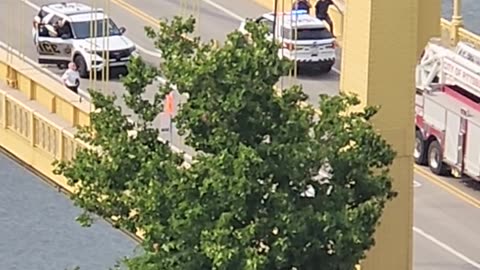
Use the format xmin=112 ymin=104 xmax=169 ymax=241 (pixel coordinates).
xmin=1 ymin=0 xmax=480 ymax=269
xmin=413 ymin=169 xmax=480 ymax=269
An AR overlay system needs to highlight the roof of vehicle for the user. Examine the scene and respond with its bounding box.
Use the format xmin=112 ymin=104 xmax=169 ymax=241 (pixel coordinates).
xmin=42 ymin=2 xmax=107 ymax=22
xmin=262 ymin=11 xmax=326 ymax=29
xmin=69 ymin=12 xmax=108 ymax=22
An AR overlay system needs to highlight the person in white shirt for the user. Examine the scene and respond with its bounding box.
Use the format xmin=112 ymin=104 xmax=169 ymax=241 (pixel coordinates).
xmin=62 ymin=62 xmax=80 ymax=93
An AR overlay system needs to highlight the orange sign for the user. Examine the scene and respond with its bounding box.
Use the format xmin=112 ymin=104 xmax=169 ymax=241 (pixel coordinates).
xmin=164 ymin=92 xmax=174 ymax=116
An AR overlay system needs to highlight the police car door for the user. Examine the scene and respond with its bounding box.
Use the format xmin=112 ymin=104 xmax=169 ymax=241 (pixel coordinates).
xmin=35 ymin=15 xmax=72 ymax=65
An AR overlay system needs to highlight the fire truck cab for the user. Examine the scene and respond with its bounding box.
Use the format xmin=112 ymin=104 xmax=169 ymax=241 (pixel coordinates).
xmin=415 ymin=38 xmax=480 ymax=179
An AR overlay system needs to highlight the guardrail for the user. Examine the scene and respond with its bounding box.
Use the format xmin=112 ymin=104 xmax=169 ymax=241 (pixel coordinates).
xmin=0 ymin=82 xmax=81 ymax=194
xmin=440 ymin=19 xmax=480 ymax=49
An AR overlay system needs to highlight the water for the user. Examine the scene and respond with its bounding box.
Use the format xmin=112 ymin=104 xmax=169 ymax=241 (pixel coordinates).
xmin=0 ymin=152 xmax=138 ymax=270
xmin=442 ymin=0 xmax=480 ymax=34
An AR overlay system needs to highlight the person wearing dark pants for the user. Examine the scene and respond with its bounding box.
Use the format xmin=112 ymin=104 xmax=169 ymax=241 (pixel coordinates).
xmin=62 ymin=62 xmax=80 ymax=94
xmin=315 ymin=0 xmax=342 ymax=37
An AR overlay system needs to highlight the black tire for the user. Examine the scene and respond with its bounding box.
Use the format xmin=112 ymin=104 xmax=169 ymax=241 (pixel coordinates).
xmin=414 ymin=129 xmax=427 ymax=165
xmin=74 ymin=55 xmax=88 ymax=78
xmin=427 ymin=140 xmax=447 ymax=175
xmin=319 ymin=64 xmax=333 ymax=73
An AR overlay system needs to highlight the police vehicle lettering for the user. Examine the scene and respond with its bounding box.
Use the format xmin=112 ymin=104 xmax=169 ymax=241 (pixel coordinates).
xmin=38 ymin=42 xmax=61 ymax=54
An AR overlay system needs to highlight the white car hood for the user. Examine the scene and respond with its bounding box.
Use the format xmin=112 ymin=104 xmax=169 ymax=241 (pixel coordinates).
xmin=80 ymin=35 xmax=134 ymax=51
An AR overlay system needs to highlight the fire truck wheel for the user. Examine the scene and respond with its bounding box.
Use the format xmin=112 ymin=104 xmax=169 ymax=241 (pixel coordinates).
xmin=427 ymin=140 xmax=447 ymax=175
xmin=414 ymin=130 xmax=427 ymax=165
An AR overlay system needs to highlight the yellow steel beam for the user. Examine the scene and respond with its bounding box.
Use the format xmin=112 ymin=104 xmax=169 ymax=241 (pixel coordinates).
xmin=417 ymin=0 xmax=441 ymax=57
xmin=340 ymin=0 xmax=440 ymax=269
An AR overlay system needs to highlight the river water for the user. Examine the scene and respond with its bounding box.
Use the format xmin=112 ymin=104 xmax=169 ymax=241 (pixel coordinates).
xmin=442 ymin=0 xmax=479 ymax=34
xmin=0 ymin=152 xmax=138 ymax=270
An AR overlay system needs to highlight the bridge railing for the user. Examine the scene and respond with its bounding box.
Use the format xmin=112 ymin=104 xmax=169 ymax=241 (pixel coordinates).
xmin=0 ymin=85 xmax=82 ymax=194
xmin=0 ymin=44 xmax=91 ymax=127
xmin=440 ymin=19 xmax=480 ymax=49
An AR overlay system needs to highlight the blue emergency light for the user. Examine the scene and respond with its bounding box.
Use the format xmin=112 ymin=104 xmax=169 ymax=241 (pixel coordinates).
xmin=290 ymin=10 xmax=308 ymax=15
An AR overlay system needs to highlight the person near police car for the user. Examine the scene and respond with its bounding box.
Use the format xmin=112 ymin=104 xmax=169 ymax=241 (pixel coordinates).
xmin=62 ymin=62 xmax=80 ymax=94
xmin=56 ymin=19 xmax=72 ymax=39
xmin=292 ymin=0 xmax=312 ymax=14
xmin=315 ymin=0 xmax=342 ymax=37
xmin=34 ymin=15 xmax=49 ymax=37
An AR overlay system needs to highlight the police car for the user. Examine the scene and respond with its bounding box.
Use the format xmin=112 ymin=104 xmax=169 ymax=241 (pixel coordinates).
xmin=239 ymin=10 xmax=336 ymax=73
xmin=32 ymin=2 xmax=137 ymax=78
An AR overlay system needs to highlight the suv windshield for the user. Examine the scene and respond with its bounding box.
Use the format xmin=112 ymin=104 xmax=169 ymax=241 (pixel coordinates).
xmin=71 ymin=18 xmax=121 ymax=39
xmin=283 ymin=27 xmax=333 ymax=40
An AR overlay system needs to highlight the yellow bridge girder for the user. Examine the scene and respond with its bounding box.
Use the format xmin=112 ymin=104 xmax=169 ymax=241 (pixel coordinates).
xmin=340 ymin=0 xmax=440 ymax=269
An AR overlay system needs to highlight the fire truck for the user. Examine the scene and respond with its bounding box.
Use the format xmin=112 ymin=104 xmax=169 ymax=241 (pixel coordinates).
xmin=415 ymin=38 xmax=480 ymax=179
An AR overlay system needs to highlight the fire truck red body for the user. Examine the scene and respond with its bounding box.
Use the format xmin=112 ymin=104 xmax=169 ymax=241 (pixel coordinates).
xmin=415 ymin=39 xmax=480 ymax=179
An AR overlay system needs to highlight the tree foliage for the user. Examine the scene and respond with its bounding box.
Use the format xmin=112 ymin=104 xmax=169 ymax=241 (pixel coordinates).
xmin=54 ymin=16 xmax=397 ymax=270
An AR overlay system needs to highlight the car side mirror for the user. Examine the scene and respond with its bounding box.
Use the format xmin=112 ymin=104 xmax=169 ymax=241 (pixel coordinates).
xmin=119 ymin=27 xmax=126 ymax=34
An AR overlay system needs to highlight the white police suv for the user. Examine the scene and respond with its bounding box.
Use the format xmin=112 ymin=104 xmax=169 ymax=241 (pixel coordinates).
xmin=239 ymin=10 xmax=336 ymax=73
xmin=32 ymin=2 xmax=137 ymax=78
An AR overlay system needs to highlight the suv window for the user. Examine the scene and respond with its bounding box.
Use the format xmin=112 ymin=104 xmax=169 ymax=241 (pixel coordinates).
xmin=48 ymin=15 xmax=63 ymax=25
xmin=258 ymin=18 xmax=274 ymax=34
xmin=282 ymin=27 xmax=333 ymax=40
xmin=71 ymin=18 xmax=122 ymax=39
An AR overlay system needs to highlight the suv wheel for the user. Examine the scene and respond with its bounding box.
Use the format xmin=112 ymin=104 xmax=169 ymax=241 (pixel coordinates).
xmin=320 ymin=64 xmax=332 ymax=73
xmin=74 ymin=55 xmax=88 ymax=78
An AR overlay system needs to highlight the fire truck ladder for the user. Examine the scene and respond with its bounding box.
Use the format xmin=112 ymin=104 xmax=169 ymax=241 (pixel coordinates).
xmin=416 ymin=39 xmax=480 ymax=98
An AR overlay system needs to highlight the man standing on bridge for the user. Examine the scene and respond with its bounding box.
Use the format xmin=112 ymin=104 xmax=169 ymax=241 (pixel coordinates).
xmin=315 ymin=0 xmax=342 ymax=37
xmin=61 ymin=62 xmax=80 ymax=94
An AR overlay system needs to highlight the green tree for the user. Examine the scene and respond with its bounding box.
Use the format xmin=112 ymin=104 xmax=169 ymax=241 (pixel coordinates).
xmin=54 ymin=16 xmax=396 ymax=270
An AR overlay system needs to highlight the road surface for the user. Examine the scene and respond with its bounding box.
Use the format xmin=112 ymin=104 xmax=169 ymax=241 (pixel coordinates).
xmin=413 ymin=168 xmax=480 ymax=269
xmin=0 ymin=0 xmax=479 ymax=269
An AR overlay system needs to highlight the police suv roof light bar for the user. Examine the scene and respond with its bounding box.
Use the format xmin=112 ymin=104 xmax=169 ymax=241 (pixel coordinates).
xmin=289 ymin=10 xmax=308 ymax=15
